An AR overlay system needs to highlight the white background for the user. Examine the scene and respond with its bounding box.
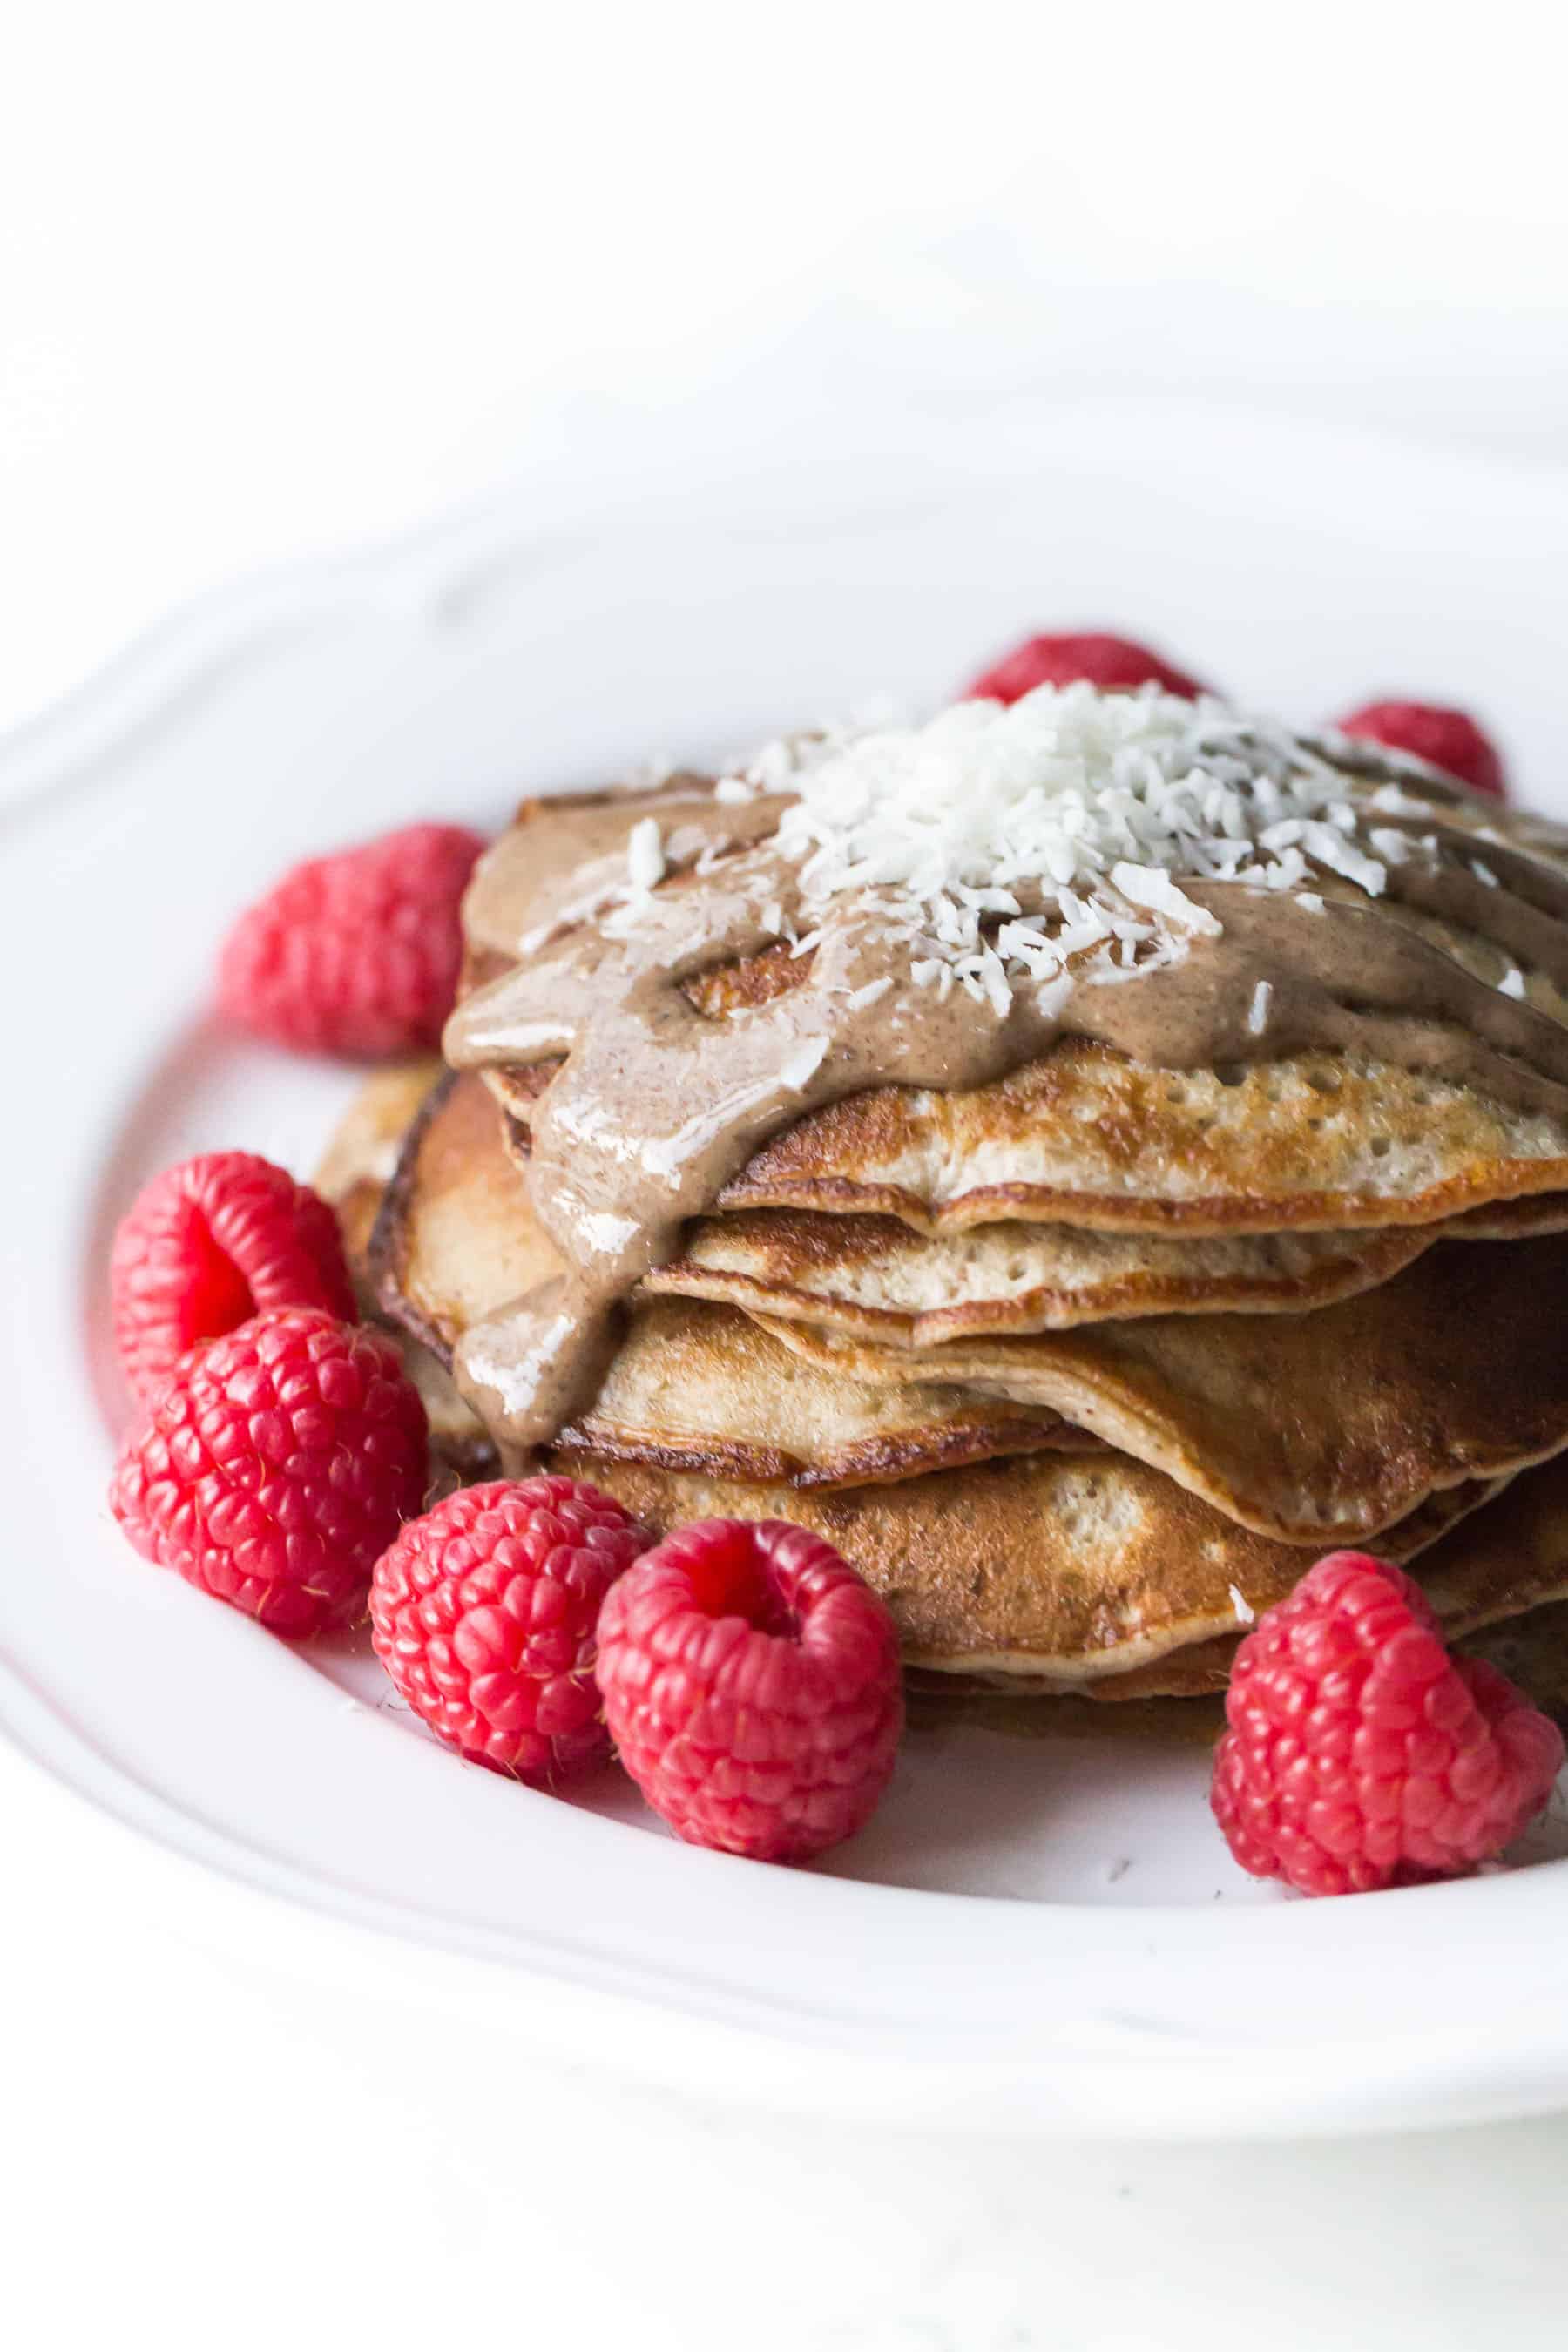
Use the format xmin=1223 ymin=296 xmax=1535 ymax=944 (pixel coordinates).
xmin=6 ymin=6 xmax=1568 ymax=2347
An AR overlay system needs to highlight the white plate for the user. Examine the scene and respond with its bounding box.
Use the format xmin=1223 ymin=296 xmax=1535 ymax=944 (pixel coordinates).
xmin=7 ymin=400 xmax=1568 ymax=2140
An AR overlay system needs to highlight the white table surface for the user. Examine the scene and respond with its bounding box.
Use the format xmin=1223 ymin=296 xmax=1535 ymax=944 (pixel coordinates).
xmin=10 ymin=1763 xmax=1568 ymax=2352
xmin=8 ymin=11 xmax=1568 ymax=2344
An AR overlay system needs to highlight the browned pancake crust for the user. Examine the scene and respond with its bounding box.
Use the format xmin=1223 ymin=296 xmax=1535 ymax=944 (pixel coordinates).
xmin=540 ymin=1448 xmax=1491 ymax=1683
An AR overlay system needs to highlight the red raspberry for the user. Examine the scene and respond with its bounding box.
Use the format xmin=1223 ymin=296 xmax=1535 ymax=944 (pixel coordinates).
xmin=110 ymin=1307 xmax=428 ymax=1637
xmin=966 ymin=630 xmax=1207 ymax=705
xmin=595 ymin=1518 xmax=904 ymax=1862
xmin=217 ymin=821 xmax=488 ymax=1058
xmin=1335 ymin=700 xmax=1507 ymax=801
xmin=1212 ymin=1551 xmax=1562 ymax=1896
xmin=369 ymin=1477 xmax=651 ymax=1782
xmin=111 ymin=1151 xmax=356 ymax=1402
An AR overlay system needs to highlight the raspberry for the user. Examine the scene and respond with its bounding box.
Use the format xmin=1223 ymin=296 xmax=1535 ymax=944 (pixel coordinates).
xmin=110 ymin=1307 xmax=428 ymax=1637
xmin=1212 ymin=1551 xmax=1562 ymax=1896
xmin=966 ymin=631 xmax=1207 ymax=705
xmin=369 ymin=1477 xmax=651 ymax=1781
xmin=595 ymin=1518 xmax=904 ymax=1862
xmin=217 ymin=821 xmax=488 ymax=1058
xmin=1335 ymin=700 xmax=1507 ymax=801
xmin=111 ymin=1151 xmax=357 ymax=1402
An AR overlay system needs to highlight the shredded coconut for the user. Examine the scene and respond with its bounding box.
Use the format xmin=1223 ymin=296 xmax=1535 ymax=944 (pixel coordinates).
xmin=1499 ymin=964 xmax=1527 ymax=1000
xmin=1229 ymin=1585 xmax=1256 ymax=1625
xmin=779 ymin=1038 xmax=828 ymax=1091
xmin=625 ymin=817 xmax=665 ymax=895
xmin=720 ymin=685 xmax=1409 ymax=1013
xmin=1472 ymin=859 xmax=1499 ymax=889
xmin=1247 ymin=980 xmax=1273 ymax=1036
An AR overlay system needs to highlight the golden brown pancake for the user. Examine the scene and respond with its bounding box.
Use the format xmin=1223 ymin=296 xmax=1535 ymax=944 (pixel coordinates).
xmin=1416 ymin=1449 xmax=1568 ymax=1636
xmin=373 ymin=1070 xmax=1568 ymax=1544
xmin=713 ymin=1040 xmax=1568 ymax=1236
xmin=1463 ymin=1601 xmax=1568 ymax=1723
xmin=316 ymin=1064 xmax=496 ymax=1480
xmin=1450 ymin=1191 xmax=1568 ymax=1239
xmin=541 ymin=1448 xmax=1500 ymax=1686
xmin=371 ymin=1073 xmax=1101 ymax=1489
xmin=488 ymin=1031 xmax=1568 ymax=1240
xmin=758 ymin=1233 xmax=1568 ymax=1545
xmin=368 ymin=1070 xmax=561 ymax=1361
xmin=314 ymin=1060 xmax=443 ymax=1265
xmin=645 ymin=1203 xmax=1436 ymax=1342
xmin=907 ymin=1594 xmax=1568 ymax=1740
xmin=562 ymin=1301 xmax=1098 ymax=1490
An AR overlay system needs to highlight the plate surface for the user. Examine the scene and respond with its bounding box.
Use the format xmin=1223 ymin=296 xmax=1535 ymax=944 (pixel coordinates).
xmin=6 ymin=401 xmax=1568 ymax=2137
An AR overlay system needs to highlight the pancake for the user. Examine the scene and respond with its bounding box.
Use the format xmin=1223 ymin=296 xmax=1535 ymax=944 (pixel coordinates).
xmin=906 ymin=1592 xmax=1568 ymax=1740
xmin=1020 ymin=1474 xmax=1523 ymax=1703
xmin=372 ymin=1071 xmax=1099 ymax=1488
xmin=907 ymin=1476 xmax=1568 ymax=1736
xmin=1450 ymin=1191 xmax=1568 ymax=1239
xmin=487 ymin=1027 xmax=1568 ymax=1242
xmin=645 ymin=1203 xmax=1436 ymax=1342
xmin=1463 ymin=1601 xmax=1568 ymax=1724
xmin=314 ymin=1059 xmax=443 ymax=1265
xmin=462 ymin=762 xmax=1568 ymax=1245
xmin=316 ymin=1064 xmax=497 ymax=1481
xmin=375 ymin=1071 xmax=1568 ymax=1539
xmin=368 ymin=1069 xmax=562 ymax=1360
xmin=1416 ymin=1449 xmax=1568 ymax=1637
xmin=903 ymin=1675 xmax=1226 ymax=1746
xmin=757 ymin=1233 xmax=1568 ymax=1545
xmin=539 ymin=1449 xmax=1502 ymax=1686
xmin=561 ymin=1301 xmax=1099 ymax=1490
xmin=712 ymin=1038 xmax=1568 ymax=1236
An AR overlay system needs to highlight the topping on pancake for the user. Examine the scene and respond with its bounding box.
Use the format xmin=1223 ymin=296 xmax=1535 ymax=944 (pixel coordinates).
xmin=445 ymin=688 xmax=1568 ymax=1455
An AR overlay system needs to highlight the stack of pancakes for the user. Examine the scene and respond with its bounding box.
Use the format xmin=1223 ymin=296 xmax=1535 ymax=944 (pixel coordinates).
xmin=320 ymin=766 xmax=1568 ymax=1735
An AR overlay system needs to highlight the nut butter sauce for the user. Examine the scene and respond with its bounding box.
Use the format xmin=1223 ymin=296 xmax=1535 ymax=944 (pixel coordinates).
xmin=443 ymin=754 xmax=1568 ymax=1463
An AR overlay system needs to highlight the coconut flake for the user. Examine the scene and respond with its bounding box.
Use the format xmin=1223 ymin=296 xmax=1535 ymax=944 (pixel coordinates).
xmin=1247 ymin=980 xmax=1273 ymax=1036
xmin=712 ymin=684 xmax=1417 ymax=1013
xmin=625 ymin=817 xmax=665 ymax=894
xmin=1499 ymin=964 xmax=1527 ymax=1000
xmin=1229 ymin=1585 xmax=1256 ymax=1625
xmin=779 ymin=1038 xmax=828 ymax=1091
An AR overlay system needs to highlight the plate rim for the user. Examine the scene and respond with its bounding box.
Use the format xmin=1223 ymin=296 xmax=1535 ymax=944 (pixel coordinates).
xmin=10 ymin=397 xmax=1568 ymax=2138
